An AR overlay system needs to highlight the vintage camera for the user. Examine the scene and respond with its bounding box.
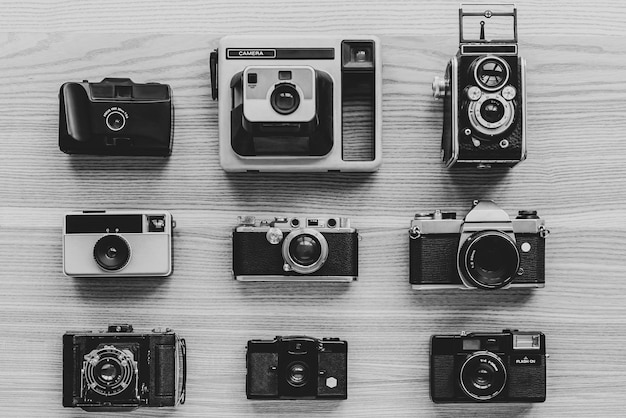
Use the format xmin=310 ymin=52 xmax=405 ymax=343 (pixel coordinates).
xmin=210 ymin=35 xmax=382 ymax=172
xmin=432 ymin=4 xmax=526 ymax=168
xmin=246 ymin=336 xmax=347 ymax=399
xmin=232 ymin=216 xmax=358 ymax=282
xmin=59 ymin=78 xmax=173 ymax=156
xmin=63 ymin=210 xmax=174 ymax=277
xmin=63 ymin=324 xmax=186 ymax=411
xmin=431 ymin=329 xmax=546 ymax=403
xmin=409 ymin=200 xmax=548 ymax=290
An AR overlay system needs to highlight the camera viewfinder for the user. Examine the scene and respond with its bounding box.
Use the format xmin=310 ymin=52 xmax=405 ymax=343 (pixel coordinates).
xmin=148 ymin=215 xmax=166 ymax=232
xmin=462 ymin=339 xmax=481 ymax=351
xmin=278 ymin=71 xmax=292 ymax=80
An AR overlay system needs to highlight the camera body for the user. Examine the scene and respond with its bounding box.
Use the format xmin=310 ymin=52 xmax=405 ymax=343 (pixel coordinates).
xmin=63 ymin=324 xmax=186 ymax=411
xmin=59 ymin=78 xmax=173 ymax=156
xmin=431 ymin=329 xmax=546 ymax=403
xmin=409 ymin=200 xmax=548 ymax=290
xmin=246 ymin=336 xmax=347 ymax=399
xmin=433 ymin=4 xmax=526 ymax=168
xmin=63 ymin=210 xmax=174 ymax=278
xmin=232 ymin=216 xmax=358 ymax=282
xmin=211 ymin=35 xmax=382 ymax=172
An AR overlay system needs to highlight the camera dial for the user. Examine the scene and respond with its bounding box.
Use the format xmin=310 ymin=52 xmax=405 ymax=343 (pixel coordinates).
xmin=460 ymin=351 xmax=507 ymax=401
xmin=458 ymin=230 xmax=520 ymax=289
xmin=282 ymin=229 xmax=329 ymax=274
xmin=93 ymin=234 xmax=131 ymax=271
xmin=270 ymin=83 xmax=301 ymax=115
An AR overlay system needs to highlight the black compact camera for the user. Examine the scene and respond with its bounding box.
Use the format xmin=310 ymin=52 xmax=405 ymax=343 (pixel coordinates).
xmin=409 ymin=200 xmax=549 ymax=290
xmin=63 ymin=324 xmax=186 ymax=411
xmin=433 ymin=4 xmax=526 ymax=168
xmin=211 ymin=35 xmax=382 ymax=172
xmin=246 ymin=336 xmax=347 ymax=399
xmin=59 ymin=78 xmax=173 ymax=156
xmin=431 ymin=329 xmax=547 ymax=403
xmin=232 ymin=216 xmax=358 ymax=282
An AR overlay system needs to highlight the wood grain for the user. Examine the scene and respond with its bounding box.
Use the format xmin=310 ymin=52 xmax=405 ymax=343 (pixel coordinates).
xmin=1 ymin=1 xmax=626 ymax=416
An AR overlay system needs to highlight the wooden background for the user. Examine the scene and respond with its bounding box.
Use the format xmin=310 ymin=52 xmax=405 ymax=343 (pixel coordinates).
xmin=1 ymin=0 xmax=625 ymax=416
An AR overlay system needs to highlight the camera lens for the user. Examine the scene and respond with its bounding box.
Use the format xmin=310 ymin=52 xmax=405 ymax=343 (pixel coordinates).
xmin=287 ymin=362 xmax=309 ymax=387
xmin=459 ymin=231 xmax=520 ymax=289
xmin=97 ymin=361 xmax=119 ymax=383
xmin=270 ymin=83 xmax=300 ymax=115
xmin=282 ymin=229 xmax=329 ymax=274
xmin=105 ymin=110 xmax=126 ymax=131
xmin=83 ymin=346 xmax=136 ymax=397
xmin=289 ymin=234 xmax=322 ymax=267
xmin=93 ymin=235 xmax=131 ymax=271
xmin=474 ymin=56 xmax=509 ymax=91
xmin=480 ymin=99 xmax=505 ymax=124
xmin=460 ymin=351 xmax=507 ymax=401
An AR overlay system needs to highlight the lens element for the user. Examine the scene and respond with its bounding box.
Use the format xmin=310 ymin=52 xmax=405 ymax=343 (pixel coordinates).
xmin=460 ymin=351 xmax=507 ymax=401
xmin=287 ymin=362 xmax=309 ymax=387
xmin=480 ymin=99 xmax=505 ymax=124
xmin=270 ymin=83 xmax=301 ymax=115
xmin=282 ymin=229 xmax=329 ymax=274
xmin=473 ymin=56 xmax=510 ymax=91
xmin=105 ymin=111 xmax=126 ymax=131
xmin=459 ymin=230 xmax=520 ymax=289
xmin=94 ymin=235 xmax=131 ymax=271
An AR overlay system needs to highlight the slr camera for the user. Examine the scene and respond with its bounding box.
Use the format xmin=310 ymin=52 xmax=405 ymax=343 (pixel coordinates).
xmin=432 ymin=4 xmax=526 ymax=168
xmin=63 ymin=210 xmax=175 ymax=278
xmin=63 ymin=324 xmax=186 ymax=411
xmin=246 ymin=335 xmax=347 ymax=399
xmin=232 ymin=216 xmax=358 ymax=282
xmin=59 ymin=78 xmax=173 ymax=156
xmin=431 ymin=329 xmax=546 ymax=403
xmin=409 ymin=200 xmax=548 ymax=290
xmin=210 ymin=35 xmax=382 ymax=172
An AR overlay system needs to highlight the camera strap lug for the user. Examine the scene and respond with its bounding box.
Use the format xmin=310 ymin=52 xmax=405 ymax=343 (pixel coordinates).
xmin=409 ymin=226 xmax=421 ymax=239
xmin=210 ymin=50 xmax=218 ymax=100
xmin=539 ymin=225 xmax=550 ymax=238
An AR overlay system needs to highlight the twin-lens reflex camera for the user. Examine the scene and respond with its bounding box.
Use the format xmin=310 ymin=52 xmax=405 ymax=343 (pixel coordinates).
xmin=433 ymin=4 xmax=526 ymax=168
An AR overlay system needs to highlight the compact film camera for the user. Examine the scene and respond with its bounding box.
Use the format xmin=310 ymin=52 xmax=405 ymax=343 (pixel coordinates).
xmin=63 ymin=324 xmax=186 ymax=411
xmin=210 ymin=35 xmax=382 ymax=172
xmin=431 ymin=329 xmax=546 ymax=402
xmin=409 ymin=200 xmax=548 ymax=290
xmin=232 ymin=216 xmax=358 ymax=282
xmin=246 ymin=335 xmax=347 ymax=399
xmin=63 ymin=210 xmax=174 ymax=277
xmin=432 ymin=4 xmax=526 ymax=168
xmin=59 ymin=78 xmax=173 ymax=156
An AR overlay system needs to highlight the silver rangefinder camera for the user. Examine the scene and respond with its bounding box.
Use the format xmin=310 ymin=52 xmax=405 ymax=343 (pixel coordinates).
xmin=210 ymin=35 xmax=382 ymax=172
xmin=63 ymin=210 xmax=174 ymax=277
xmin=232 ymin=216 xmax=358 ymax=282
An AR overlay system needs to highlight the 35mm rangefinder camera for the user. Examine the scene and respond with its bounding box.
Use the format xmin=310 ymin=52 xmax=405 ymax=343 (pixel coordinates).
xmin=247 ymin=335 xmax=347 ymax=399
xmin=232 ymin=216 xmax=358 ymax=282
xmin=59 ymin=78 xmax=173 ymax=156
xmin=433 ymin=4 xmax=526 ymax=168
xmin=63 ymin=324 xmax=186 ymax=411
xmin=63 ymin=210 xmax=174 ymax=277
xmin=409 ymin=200 xmax=548 ymax=290
xmin=431 ymin=329 xmax=547 ymax=403
xmin=211 ymin=35 xmax=382 ymax=172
